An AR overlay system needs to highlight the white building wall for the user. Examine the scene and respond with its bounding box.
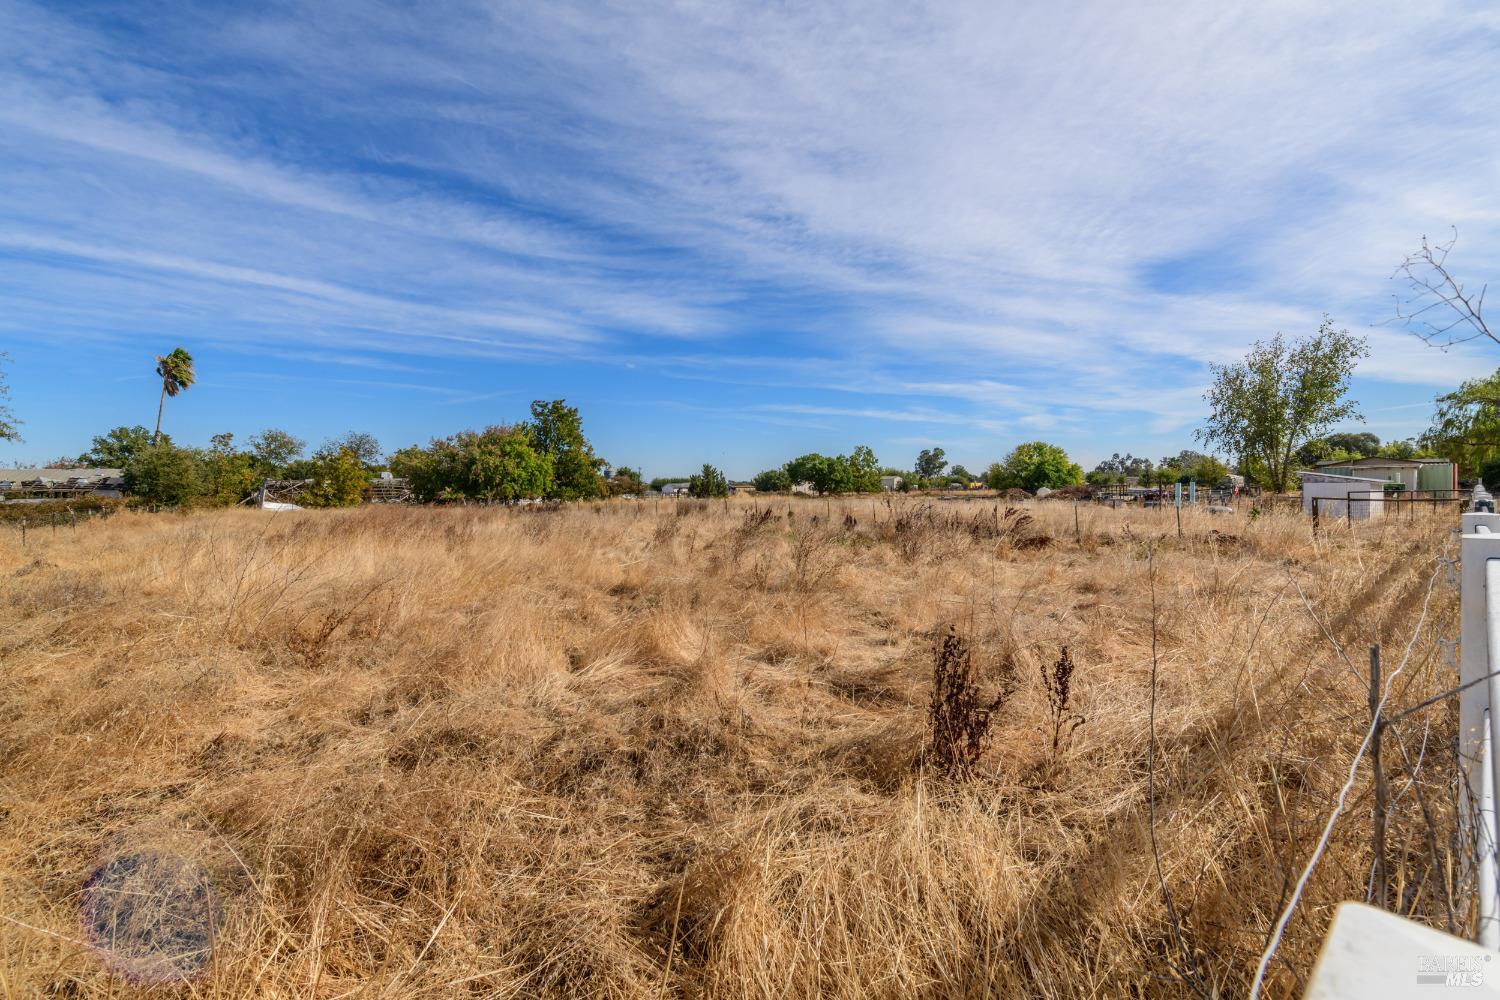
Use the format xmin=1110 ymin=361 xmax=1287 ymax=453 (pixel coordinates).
xmin=1301 ymin=478 xmax=1389 ymax=520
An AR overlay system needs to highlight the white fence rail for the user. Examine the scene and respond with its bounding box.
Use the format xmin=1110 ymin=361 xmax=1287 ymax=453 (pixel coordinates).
xmin=1462 ymin=483 xmax=1500 ymax=948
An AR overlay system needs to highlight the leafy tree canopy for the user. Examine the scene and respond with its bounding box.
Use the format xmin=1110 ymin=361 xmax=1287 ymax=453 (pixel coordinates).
xmin=202 ymin=435 xmax=259 ymax=504
xmin=321 ymin=431 xmax=383 ymax=469
xmin=526 ymin=400 xmax=604 ymax=500
xmin=301 ymin=446 xmax=372 ymax=507
xmin=1420 ymin=368 xmax=1500 ymax=474
xmin=391 ymin=425 xmax=553 ymax=503
xmin=688 ymin=463 xmax=729 ymax=498
xmin=153 ymin=347 xmax=195 ymax=444
xmin=1090 ymin=453 xmax=1153 ymax=484
xmin=915 ymin=447 xmax=947 ymax=479
xmin=250 ymin=428 xmax=306 ymax=469
xmin=985 ymin=441 xmax=1084 ymax=492
xmin=1196 ymin=319 xmax=1368 ymax=492
xmin=79 ymin=425 xmax=164 ymax=467
xmin=1156 ymin=450 xmax=1229 ymax=484
xmin=784 ymin=446 xmax=882 ymax=494
xmin=1482 ymin=457 xmax=1500 ymax=491
xmin=607 ymin=466 xmax=644 ymax=497
xmin=1294 ymin=431 xmax=1382 ymax=468
xmin=752 ymin=468 xmax=791 ymax=493
xmin=123 ymin=443 xmax=205 ymax=506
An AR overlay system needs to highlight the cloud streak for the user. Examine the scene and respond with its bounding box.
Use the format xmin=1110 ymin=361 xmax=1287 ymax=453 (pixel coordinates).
xmin=3 ymin=0 xmax=1499 ymax=469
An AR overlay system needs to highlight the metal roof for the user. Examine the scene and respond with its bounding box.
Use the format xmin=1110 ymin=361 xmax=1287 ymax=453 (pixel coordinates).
xmin=1312 ymin=456 xmax=1450 ymax=468
xmin=1297 ymin=470 xmax=1390 ymax=483
xmin=0 ymin=467 xmax=123 ymax=481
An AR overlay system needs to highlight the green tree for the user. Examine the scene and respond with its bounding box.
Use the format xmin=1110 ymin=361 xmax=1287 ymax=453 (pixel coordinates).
xmin=784 ymin=447 xmax=881 ymax=494
xmin=915 ymin=447 xmax=947 ymax=479
xmin=527 ymin=400 xmax=603 ymax=499
xmin=79 ymin=425 xmax=164 ymax=467
xmin=987 ymin=441 xmax=1084 ymax=491
xmin=0 ymin=353 xmax=19 ymax=443
xmin=1196 ymin=319 xmax=1369 ymax=492
xmin=786 ymin=453 xmax=836 ymax=494
xmin=391 ymin=426 xmax=552 ymax=502
xmin=301 ymin=446 xmax=371 ymax=507
xmin=1377 ymin=438 xmax=1432 ymax=460
xmin=1482 ymin=457 xmax=1500 ymax=491
xmin=949 ymin=464 xmax=974 ymax=484
xmin=688 ymin=463 xmax=729 ymax=498
xmin=203 ymin=432 xmax=259 ymax=505
xmin=1158 ymin=451 xmax=1229 ymax=485
xmin=124 ymin=443 xmax=206 ymax=506
xmin=1294 ymin=431 xmax=1382 ymax=468
xmin=1088 ymin=453 xmax=1153 ymax=486
xmin=152 ymin=348 xmax=196 ymax=445
xmin=607 ymin=466 xmax=644 ymax=497
xmin=322 ymin=431 xmax=383 ymax=469
xmin=1154 ymin=450 xmax=1228 ymax=484
xmin=1421 ymin=369 xmax=1500 ymax=474
xmin=753 ymin=468 xmax=791 ymax=493
xmin=1326 ymin=431 xmax=1381 ymax=457
xmin=250 ymin=428 xmax=306 ymax=470
xmin=846 ymin=445 xmax=883 ymax=493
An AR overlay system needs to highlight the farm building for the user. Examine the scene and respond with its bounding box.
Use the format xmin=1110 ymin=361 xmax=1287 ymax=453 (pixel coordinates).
xmin=0 ymin=468 xmax=124 ymax=499
xmin=1311 ymin=456 xmax=1457 ymax=493
xmin=659 ymin=482 xmax=691 ymax=497
xmin=1298 ymin=470 xmax=1391 ymax=520
xmin=880 ymin=475 xmax=902 ymax=491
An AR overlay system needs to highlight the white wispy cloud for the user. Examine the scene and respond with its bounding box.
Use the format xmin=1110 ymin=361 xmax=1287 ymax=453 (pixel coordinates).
xmin=3 ymin=0 xmax=1498 ymax=462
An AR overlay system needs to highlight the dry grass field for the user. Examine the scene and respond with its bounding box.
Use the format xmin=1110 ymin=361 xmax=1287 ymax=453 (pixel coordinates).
xmin=0 ymin=496 xmax=1467 ymax=997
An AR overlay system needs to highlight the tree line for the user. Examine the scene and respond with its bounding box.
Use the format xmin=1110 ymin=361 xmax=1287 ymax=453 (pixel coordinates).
xmin=7 ymin=252 xmax=1500 ymax=506
xmin=11 ymin=346 xmax=625 ymax=506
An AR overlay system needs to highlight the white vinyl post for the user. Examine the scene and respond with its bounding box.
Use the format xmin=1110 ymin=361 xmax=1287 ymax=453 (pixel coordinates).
xmin=1461 ymin=488 xmax=1500 ymax=949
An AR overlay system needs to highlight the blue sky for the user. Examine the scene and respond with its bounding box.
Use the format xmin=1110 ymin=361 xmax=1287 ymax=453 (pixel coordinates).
xmin=3 ymin=1 xmax=1499 ymax=478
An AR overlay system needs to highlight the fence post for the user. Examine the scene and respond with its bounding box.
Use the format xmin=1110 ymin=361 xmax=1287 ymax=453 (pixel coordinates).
xmin=1460 ymin=494 xmax=1500 ymax=949
xmin=1369 ymin=644 xmax=1387 ymax=911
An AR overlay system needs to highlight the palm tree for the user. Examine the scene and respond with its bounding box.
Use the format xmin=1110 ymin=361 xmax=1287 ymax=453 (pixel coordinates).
xmin=153 ymin=348 xmax=196 ymax=445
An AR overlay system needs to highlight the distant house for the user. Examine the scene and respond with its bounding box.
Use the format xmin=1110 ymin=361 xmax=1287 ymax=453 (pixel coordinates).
xmin=790 ymin=481 xmax=817 ymax=495
xmin=1312 ymin=456 xmax=1456 ymax=493
xmin=660 ymin=482 xmax=692 ymax=497
xmin=880 ymin=475 xmax=902 ymax=492
xmin=729 ymin=482 xmax=755 ymax=495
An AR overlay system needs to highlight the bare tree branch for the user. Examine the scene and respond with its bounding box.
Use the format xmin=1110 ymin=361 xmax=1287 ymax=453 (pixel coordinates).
xmin=1392 ymin=228 xmax=1499 ymax=350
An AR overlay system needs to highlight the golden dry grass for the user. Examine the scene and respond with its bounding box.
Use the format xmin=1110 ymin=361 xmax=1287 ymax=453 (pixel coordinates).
xmin=0 ymin=496 xmax=1467 ymax=997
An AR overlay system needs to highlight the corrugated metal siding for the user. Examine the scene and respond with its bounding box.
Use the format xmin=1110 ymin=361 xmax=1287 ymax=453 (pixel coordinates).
xmin=1418 ymin=462 xmax=1455 ymax=492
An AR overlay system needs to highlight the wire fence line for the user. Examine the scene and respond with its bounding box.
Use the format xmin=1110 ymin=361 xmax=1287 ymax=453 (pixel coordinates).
xmin=1249 ymin=535 xmax=1453 ymax=998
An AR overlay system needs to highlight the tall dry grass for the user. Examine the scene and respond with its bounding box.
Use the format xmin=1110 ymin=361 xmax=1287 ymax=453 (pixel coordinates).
xmin=0 ymin=496 xmax=1466 ymax=997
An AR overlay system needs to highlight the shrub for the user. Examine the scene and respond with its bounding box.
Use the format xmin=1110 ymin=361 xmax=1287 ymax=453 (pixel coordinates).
xmin=752 ymin=468 xmax=791 ymax=493
xmin=123 ymin=444 xmax=206 ymax=506
xmin=301 ymin=446 xmax=370 ymax=508
xmin=390 ymin=426 xmax=553 ymax=502
xmin=688 ymin=464 xmax=729 ymax=498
